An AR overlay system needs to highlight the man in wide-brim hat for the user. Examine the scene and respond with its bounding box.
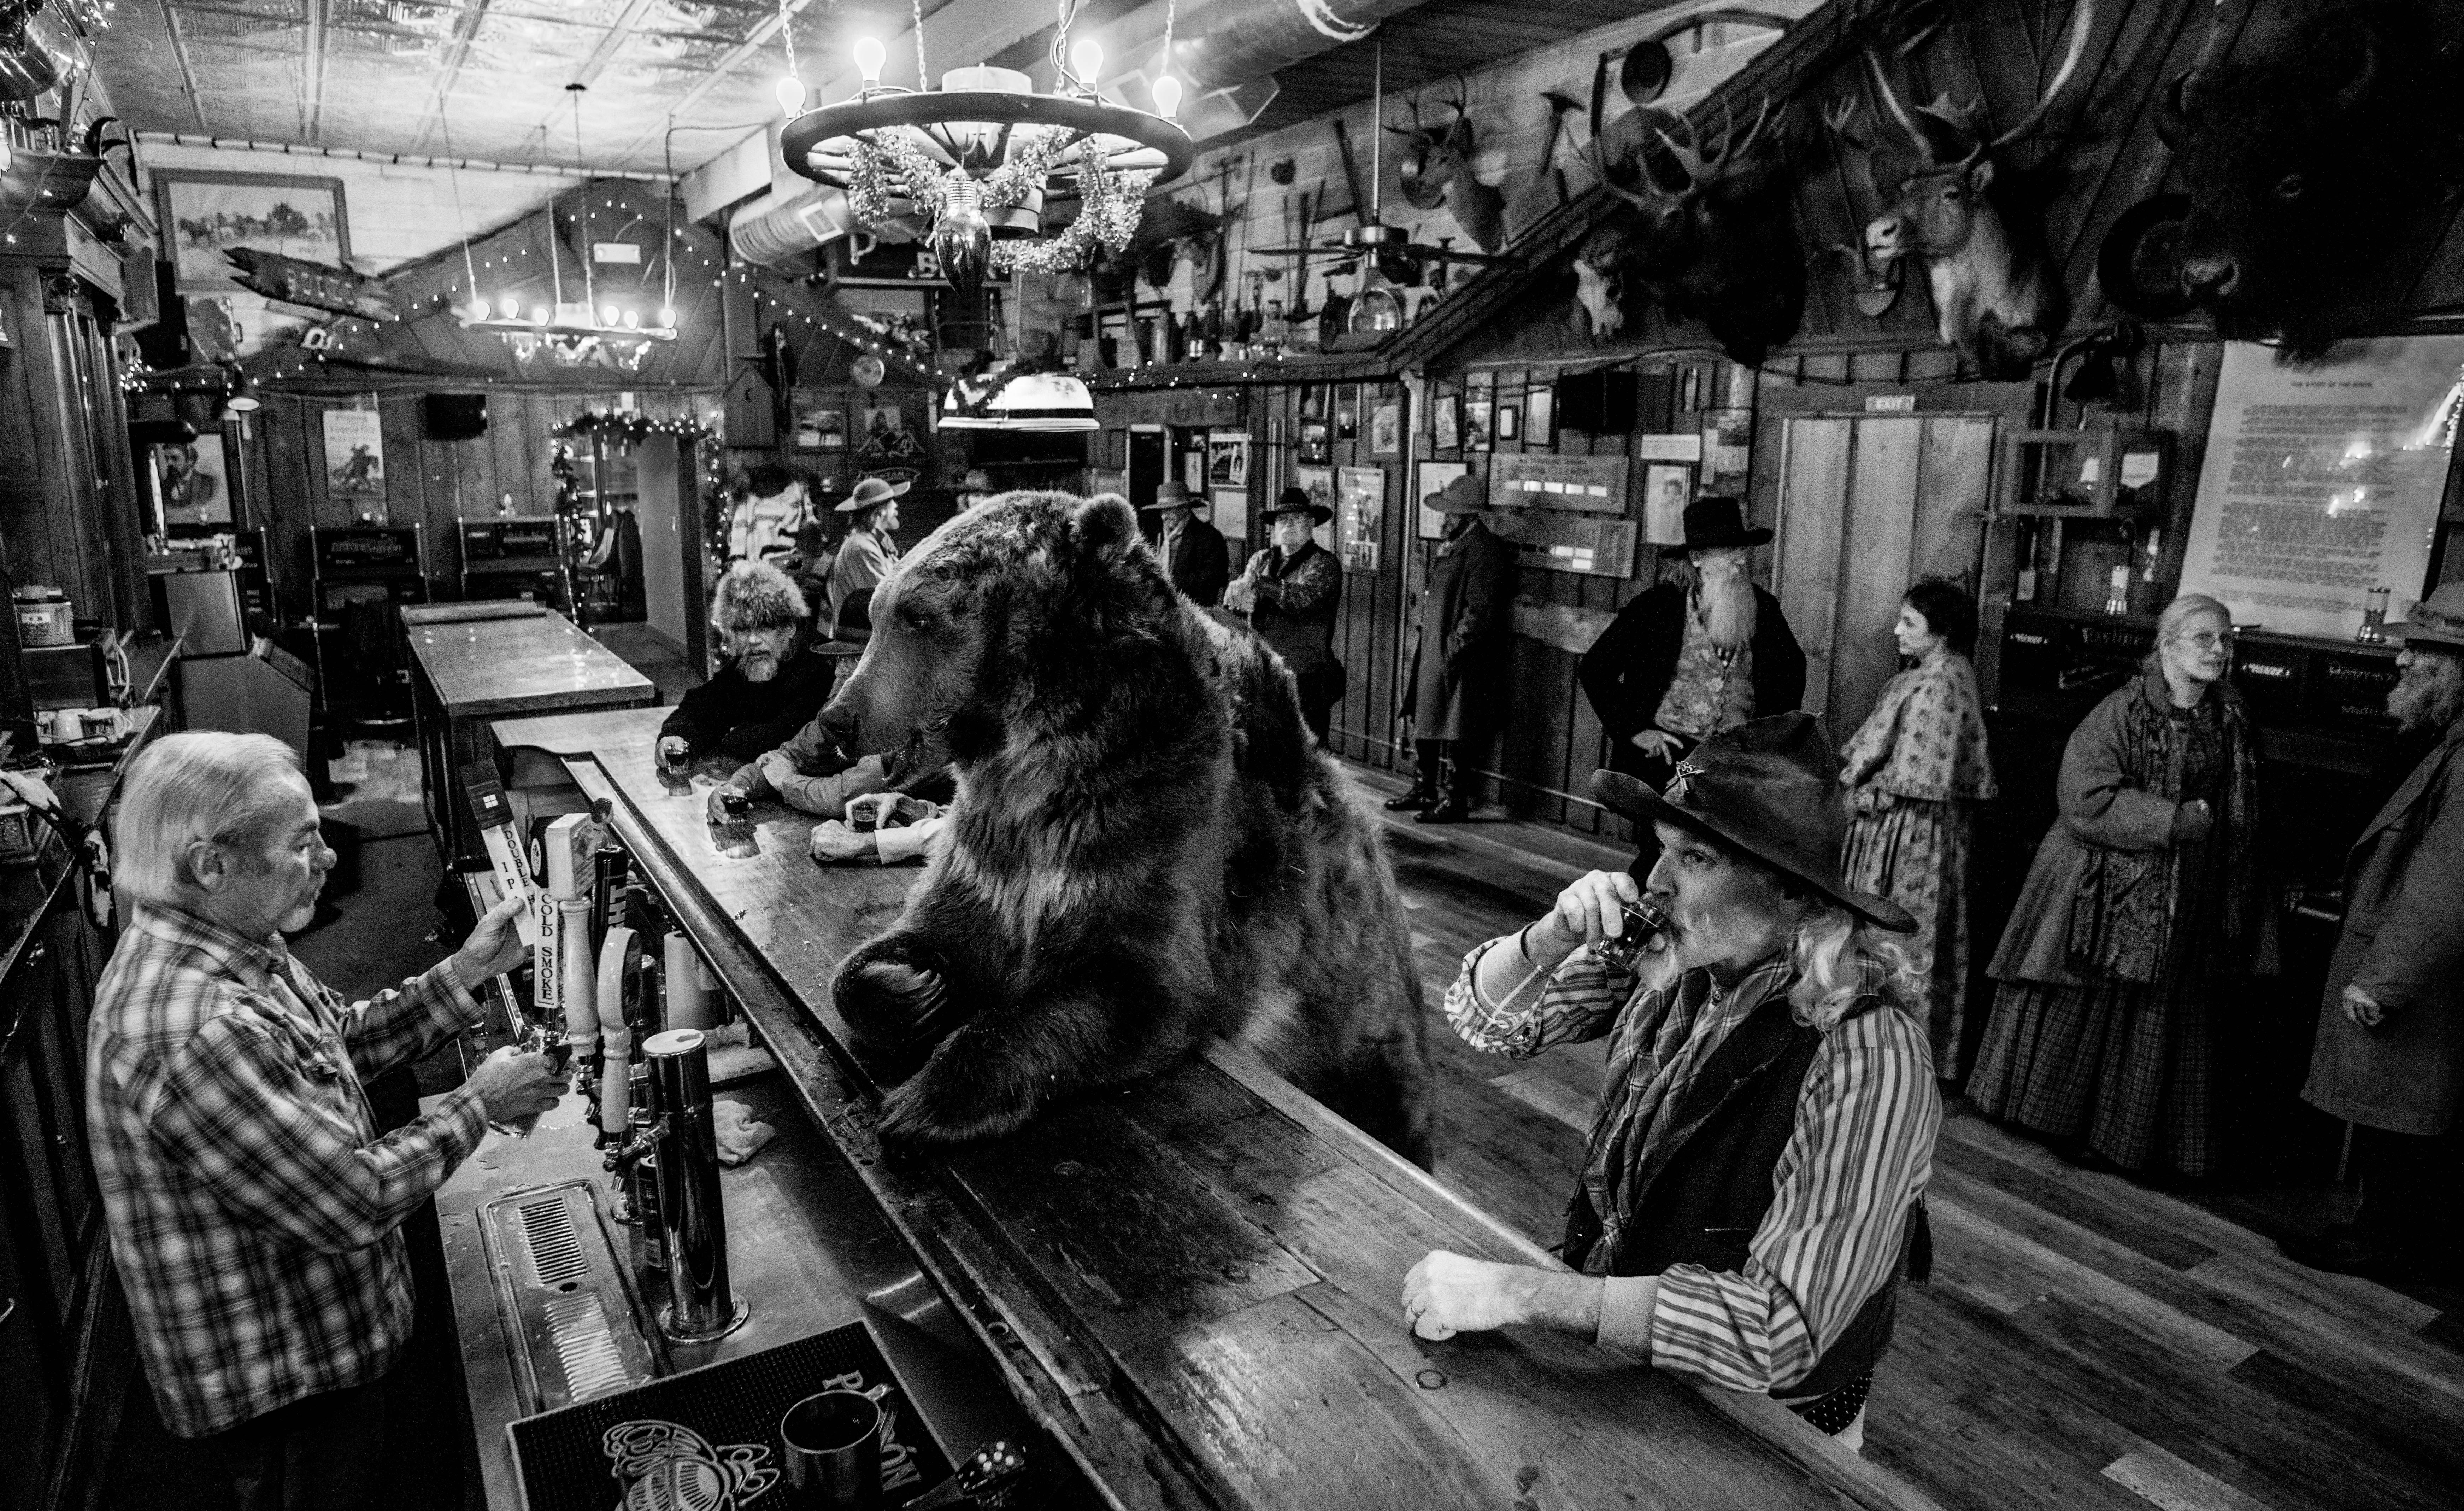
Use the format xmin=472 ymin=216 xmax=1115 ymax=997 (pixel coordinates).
xmin=1578 ymin=494 xmax=1806 ymax=871
xmin=1225 ymin=485 xmax=1343 ymax=741
xmin=1139 ymin=479 xmax=1229 ymax=606
xmin=1401 ymin=713 xmax=1937 ymax=1451
xmin=1391 ymin=472 xmax=1516 ymax=822
xmin=828 ymin=475 xmax=910 ymax=644
xmin=2289 ymin=582 xmax=2464 ymax=1281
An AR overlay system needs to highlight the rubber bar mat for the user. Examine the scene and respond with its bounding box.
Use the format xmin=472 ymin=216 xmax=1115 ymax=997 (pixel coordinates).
xmin=508 ymin=1321 xmax=953 ymax=1511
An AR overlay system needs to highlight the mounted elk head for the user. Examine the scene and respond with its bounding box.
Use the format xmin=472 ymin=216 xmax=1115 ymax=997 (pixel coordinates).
xmin=1852 ymin=0 xmax=2094 ymax=379
xmin=1574 ymin=96 xmax=1805 ymax=364
xmin=1387 ymin=79 xmax=1506 ymax=253
xmin=2154 ymin=1 xmax=2460 ymax=356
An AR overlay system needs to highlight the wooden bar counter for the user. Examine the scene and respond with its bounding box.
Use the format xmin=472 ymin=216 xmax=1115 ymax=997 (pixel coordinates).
xmin=403 ymin=603 xmax=653 ymax=864
xmin=488 ymin=707 xmax=1944 ymax=1511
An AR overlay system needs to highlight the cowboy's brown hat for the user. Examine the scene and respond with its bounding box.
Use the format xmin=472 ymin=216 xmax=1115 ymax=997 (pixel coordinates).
xmin=1591 ymin=714 xmax=1915 ymax=932
xmin=834 ymin=475 xmax=911 ymax=513
xmin=1422 ymin=473 xmax=1486 ymax=514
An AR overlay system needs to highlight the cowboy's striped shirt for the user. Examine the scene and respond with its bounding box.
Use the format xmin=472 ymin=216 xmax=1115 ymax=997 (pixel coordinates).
xmin=1445 ymin=936 xmax=1938 ymax=1396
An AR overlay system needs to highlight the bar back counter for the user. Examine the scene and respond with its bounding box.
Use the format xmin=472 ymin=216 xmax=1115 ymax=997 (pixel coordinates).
xmin=481 ymin=707 xmax=1941 ymax=1511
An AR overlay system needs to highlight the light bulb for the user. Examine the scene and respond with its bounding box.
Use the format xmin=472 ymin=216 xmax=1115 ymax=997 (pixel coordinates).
xmin=852 ymin=35 xmax=885 ymax=85
xmin=657 ymin=306 xmax=676 ymax=328
xmin=1071 ymin=39 xmax=1103 ymax=83
xmin=1152 ymin=73 xmax=1181 ymax=118
xmin=531 ymin=305 xmax=550 ymax=324
xmin=498 ymin=295 xmax=519 ymax=317
xmin=601 ymin=304 xmax=620 ymax=324
xmin=623 ymin=309 xmax=639 ymax=329
xmin=775 ymin=73 xmax=805 ymax=113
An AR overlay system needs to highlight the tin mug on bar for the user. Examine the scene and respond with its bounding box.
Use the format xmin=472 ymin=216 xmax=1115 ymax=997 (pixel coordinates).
xmin=1588 ymin=894 xmax=1673 ymax=973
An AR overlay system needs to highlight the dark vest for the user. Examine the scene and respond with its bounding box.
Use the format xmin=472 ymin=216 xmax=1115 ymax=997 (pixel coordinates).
xmin=1558 ymin=990 xmax=1924 ymax=1402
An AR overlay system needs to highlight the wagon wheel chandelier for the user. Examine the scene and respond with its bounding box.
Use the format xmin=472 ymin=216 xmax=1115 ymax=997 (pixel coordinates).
xmin=457 ymin=84 xmax=680 ymax=372
xmin=778 ymin=0 xmax=1194 ymax=299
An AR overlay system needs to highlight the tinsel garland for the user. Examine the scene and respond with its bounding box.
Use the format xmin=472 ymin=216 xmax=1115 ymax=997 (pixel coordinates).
xmin=844 ymin=123 xmax=1078 ymax=229
xmin=550 ymin=410 xmax=721 ymax=447
xmin=994 ymin=141 xmax=1157 ymax=275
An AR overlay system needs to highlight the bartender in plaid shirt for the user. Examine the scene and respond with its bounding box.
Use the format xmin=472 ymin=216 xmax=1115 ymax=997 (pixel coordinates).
xmin=86 ymin=732 xmax=563 ymax=1509
xmin=1400 ymin=715 xmax=1938 ymax=1450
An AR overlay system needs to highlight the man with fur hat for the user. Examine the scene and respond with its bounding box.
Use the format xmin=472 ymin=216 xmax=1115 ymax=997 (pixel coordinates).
xmin=1390 ymin=472 xmax=1516 ymax=823
xmin=829 ymin=475 xmax=908 ymax=643
xmin=1141 ymin=480 xmax=1229 ymax=605
xmin=659 ymin=561 xmax=837 ymax=763
xmin=1225 ymin=485 xmax=1342 ymax=741
xmin=1402 ymin=714 xmax=1936 ymax=1450
xmin=2288 ymin=584 xmax=2464 ymax=1280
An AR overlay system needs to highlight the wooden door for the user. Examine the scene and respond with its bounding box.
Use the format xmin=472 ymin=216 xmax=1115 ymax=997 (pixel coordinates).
xmin=1775 ymin=414 xmax=1994 ymax=736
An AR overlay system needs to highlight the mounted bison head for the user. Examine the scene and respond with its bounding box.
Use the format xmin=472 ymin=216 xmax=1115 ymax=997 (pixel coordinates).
xmin=1575 ymin=96 xmax=1805 ymax=364
xmin=2158 ymin=2 xmax=2460 ymax=356
xmin=1842 ymin=0 xmax=2094 ymax=379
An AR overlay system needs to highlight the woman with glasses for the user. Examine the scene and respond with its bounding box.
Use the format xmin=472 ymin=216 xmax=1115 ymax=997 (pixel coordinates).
xmin=1968 ymin=593 xmax=2266 ymax=1178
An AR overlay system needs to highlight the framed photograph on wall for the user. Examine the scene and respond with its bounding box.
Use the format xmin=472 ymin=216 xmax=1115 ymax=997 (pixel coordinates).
xmin=1415 ymin=460 xmax=1469 ymax=541
xmin=1433 ymin=392 xmax=1461 ymax=451
xmin=1463 ymin=399 xmax=1494 ymax=451
xmin=1299 ymin=419 xmax=1332 ymax=465
xmin=792 ymin=392 xmax=846 ymax=451
xmin=1527 ymin=386 xmax=1554 ymax=447
xmin=151 ymin=435 xmax=233 ymax=533
xmin=1370 ymin=400 xmax=1402 ymax=458
xmin=1336 ymin=465 xmax=1384 ymax=572
xmin=155 ymin=170 xmax=350 ymax=294
xmin=1336 ymin=385 xmax=1360 ymax=439
xmin=1497 ymin=405 xmax=1521 ymax=442
xmin=1183 ymin=449 xmax=1209 ymax=494
xmin=1294 ymin=465 xmax=1337 ymax=551
xmin=1206 ymin=431 xmax=1249 ymax=487
xmin=1643 ymin=463 xmax=1695 ymax=546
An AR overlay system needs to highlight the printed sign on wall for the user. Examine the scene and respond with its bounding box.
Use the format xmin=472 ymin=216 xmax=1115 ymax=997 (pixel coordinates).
xmin=323 ymin=406 xmax=384 ymax=501
xmin=1487 ymin=453 xmax=1629 ymax=515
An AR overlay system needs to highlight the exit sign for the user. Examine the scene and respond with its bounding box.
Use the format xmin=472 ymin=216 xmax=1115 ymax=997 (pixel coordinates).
xmin=1866 ymin=394 xmax=1917 ymax=412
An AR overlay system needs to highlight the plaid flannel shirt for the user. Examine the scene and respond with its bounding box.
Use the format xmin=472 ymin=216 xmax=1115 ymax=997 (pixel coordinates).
xmin=85 ymin=903 xmax=489 ymax=1437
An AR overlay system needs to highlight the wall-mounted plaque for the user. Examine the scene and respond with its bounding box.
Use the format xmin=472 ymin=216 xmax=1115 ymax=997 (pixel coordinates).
xmin=1487 ymin=453 xmax=1630 ymax=515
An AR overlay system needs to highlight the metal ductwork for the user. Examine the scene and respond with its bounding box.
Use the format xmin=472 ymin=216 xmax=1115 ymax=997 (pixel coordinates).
xmin=731 ymin=0 xmax=1439 ymax=265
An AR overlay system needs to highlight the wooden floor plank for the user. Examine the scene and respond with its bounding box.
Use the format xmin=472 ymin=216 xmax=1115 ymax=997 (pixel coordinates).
xmin=2102 ymin=1446 xmax=2285 ymax=1511
xmin=1934 ymin=1124 xmax=2220 ymax=1272
xmin=1490 ymin=1068 xmax=1593 ymax=1132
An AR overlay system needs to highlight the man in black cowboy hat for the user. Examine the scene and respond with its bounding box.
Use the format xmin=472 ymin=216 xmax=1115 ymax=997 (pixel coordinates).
xmin=1225 ymin=485 xmax=1344 ymax=742
xmin=829 ymin=475 xmax=909 ymax=644
xmin=1401 ymin=714 xmax=1937 ymax=1449
xmin=1140 ymin=479 xmax=1229 ymax=606
xmin=1580 ymin=495 xmax=1805 ymax=860
xmin=1390 ymin=472 xmax=1516 ymax=823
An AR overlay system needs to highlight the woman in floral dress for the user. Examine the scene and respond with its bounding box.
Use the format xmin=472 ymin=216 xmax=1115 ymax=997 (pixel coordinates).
xmin=1839 ymin=579 xmax=1998 ymax=1080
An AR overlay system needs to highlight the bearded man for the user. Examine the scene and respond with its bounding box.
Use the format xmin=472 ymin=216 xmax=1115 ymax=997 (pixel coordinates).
xmin=2288 ymin=584 xmax=2464 ymax=1281
xmin=1401 ymin=715 xmax=1935 ymax=1451
xmin=658 ymin=560 xmax=837 ymax=763
xmin=1580 ymin=497 xmax=1804 ymax=869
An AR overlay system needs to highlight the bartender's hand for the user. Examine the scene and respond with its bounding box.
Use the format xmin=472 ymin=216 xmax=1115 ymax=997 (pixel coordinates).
xmin=1629 ymin=729 xmax=1683 ymax=761
xmin=464 ymin=1046 xmax=564 ymax=1124
xmin=451 ymin=891 xmax=530 ymax=991
xmin=809 ymin=820 xmax=878 ymax=863
xmin=2343 ymin=983 xmax=2386 ymax=1029
xmin=1539 ymin=869 xmax=1643 ymax=954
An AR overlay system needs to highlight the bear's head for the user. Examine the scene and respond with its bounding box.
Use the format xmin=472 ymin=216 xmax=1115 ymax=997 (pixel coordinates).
xmin=822 ymin=489 xmax=1200 ymax=775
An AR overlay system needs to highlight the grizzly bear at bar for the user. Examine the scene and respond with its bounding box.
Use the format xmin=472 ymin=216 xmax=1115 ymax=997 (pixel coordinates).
xmin=821 ymin=489 xmax=1435 ymax=1164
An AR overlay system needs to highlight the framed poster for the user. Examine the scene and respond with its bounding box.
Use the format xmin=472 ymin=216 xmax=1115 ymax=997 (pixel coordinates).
xmin=1700 ymin=406 xmax=1753 ymax=494
xmin=156 ymin=170 xmax=349 ymax=294
xmin=1463 ymin=399 xmax=1493 ymax=452
xmin=1336 ymin=465 xmax=1385 ymax=572
xmin=1497 ymin=405 xmax=1521 ymax=442
xmin=1416 ymin=460 xmax=1470 ymax=541
xmin=1336 ymin=386 xmax=1360 ymax=439
xmin=1294 ymin=465 xmax=1337 ymax=552
xmin=1183 ymin=449 xmax=1209 ymax=494
xmin=322 ymin=407 xmax=384 ymax=500
xmin=858 ymin=404 xmax=924 ymax=464
xmin=2180 ymin=336 xmax=2464 ymax=638
xmin=1644 ymin=464 xmax=1696 ymax=546
xmin=1526 ymin=386 xmax=1555 ymax=447
xmin=1433 ymin=392 xmax=1461 ymax=451
xmin=1299 ymin=419 xmax=1332 ymax=465
xmin=1370 ymin=401 xmax=1403 ymax=458
xmin=1210 ymin=487 xmax=1250 ymax=540
xmin=792 ymin=392 xmax=846 ymax=451
xmin=1206 ymin=431 xmax=1249 ymax=487
xmin=151 ymin=436 xmax=233 ymax=532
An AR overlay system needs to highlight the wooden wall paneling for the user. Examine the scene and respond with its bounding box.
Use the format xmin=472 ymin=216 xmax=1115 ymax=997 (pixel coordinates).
xmin=1913 ymin=415 xmax=1996 ymax=589
xmin=1773 ymin=416 xmax=1853 ymax=719
xmin=0 ymin=269 xmax=62 ymax=604
xmin=1832 ymin=416 xmax=1922 ymax=731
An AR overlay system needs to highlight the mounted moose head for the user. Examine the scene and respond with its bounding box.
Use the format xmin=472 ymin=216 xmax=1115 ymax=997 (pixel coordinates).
xmin=1842 ymin=0 xmax=2094 ymax=379
xmin=1388 ymin=81 xmax=1506 ymax=253
xmin=1573 ymin=96 xmax=1804 ymax=365
xmin=2152 ymin=1 xmax=2460 ymax=356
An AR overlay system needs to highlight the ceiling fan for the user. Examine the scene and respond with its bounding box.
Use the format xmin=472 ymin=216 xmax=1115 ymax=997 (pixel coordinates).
xmin=1247 ymin=30 xmax=1517 ymax=285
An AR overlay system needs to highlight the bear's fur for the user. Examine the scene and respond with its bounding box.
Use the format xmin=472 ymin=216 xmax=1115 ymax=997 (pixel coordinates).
xmin=821 ymin=489 xmax=1435 ymax=1164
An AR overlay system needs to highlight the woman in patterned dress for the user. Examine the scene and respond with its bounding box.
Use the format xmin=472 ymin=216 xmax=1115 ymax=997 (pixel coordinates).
xmin=1839 ymin=580 xmax=1998 ymax=1080
xmin=1967 ymin=593 xmax=2265 ymax=1178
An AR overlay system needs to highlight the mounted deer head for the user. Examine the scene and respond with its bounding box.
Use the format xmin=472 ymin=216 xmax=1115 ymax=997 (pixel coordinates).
xmin=2151 ymin=0 xmax=2460 ymax=356
xmin=1854 ymin=0 xmax=2093 ymax=379
xmin=1574 ymin=95 xmax=1804 ymax=364
xmin=1386 ymin=78 xmax=1506 ymax=252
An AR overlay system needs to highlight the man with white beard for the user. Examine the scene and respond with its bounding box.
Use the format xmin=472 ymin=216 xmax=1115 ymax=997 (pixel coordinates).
xmin=1580 ymin=497 xmax=1805 ymax=870
xmin=657 ymin=560 xmax=838 ymax=763
xmin=2289 ymin=584 xmax=2464 ymax=1281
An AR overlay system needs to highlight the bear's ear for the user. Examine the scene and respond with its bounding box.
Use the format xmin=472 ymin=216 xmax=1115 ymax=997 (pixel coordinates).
xmin=1069 ymin=493 xmax=1141 ymax=560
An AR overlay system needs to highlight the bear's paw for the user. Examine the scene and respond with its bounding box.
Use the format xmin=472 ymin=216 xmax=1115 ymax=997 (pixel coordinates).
xmin=831 ymin=939 xmax=964 ymax=1059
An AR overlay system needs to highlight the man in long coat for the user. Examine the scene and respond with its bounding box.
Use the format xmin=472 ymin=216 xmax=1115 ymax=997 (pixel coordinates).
xmin=1390 ymin=473 xmax=1515 ymax=824
xmin=1141 ymin=480 xmax=1229 ymax=605
xmin=2289 ymin=584 xmax=2464 ymax=1280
